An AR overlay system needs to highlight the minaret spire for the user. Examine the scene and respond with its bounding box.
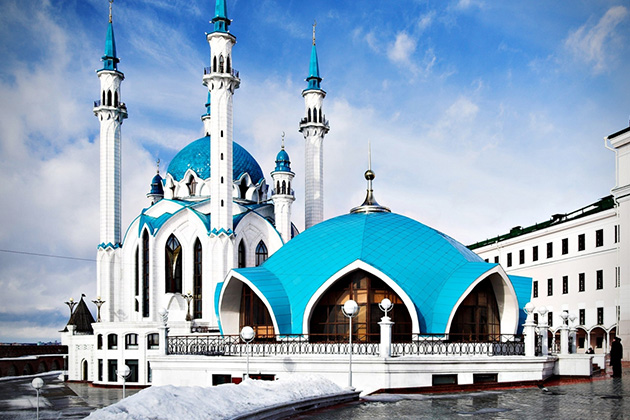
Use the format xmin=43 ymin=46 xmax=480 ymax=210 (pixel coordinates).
xmin=212 ymin=0 xmax=231 ymax=32
xmin=350 ymin=142 xmax=390 ymax=214
xmin=102 ymin=0 xmax=119 ymax=71
xmin=271 ymin=133 xmax=295 ymax=243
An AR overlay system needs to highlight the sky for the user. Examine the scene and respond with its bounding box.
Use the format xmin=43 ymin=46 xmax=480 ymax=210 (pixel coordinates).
xmin=0 ymin=0 xmax=628 ymax=343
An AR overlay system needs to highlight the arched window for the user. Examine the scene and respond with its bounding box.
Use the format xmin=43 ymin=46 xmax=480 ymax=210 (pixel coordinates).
xmin=219 ymin=55 xmax=224 ymax=73
xmin=276 ymin=181 xmax=280 ymax=195
xmin=239 ymin=178 xmax=248 ymax=199
xmin=287 ymin=181 xmax=291 ymax=195
xmin=319 ymin=108 xmax=323 ymax=123
xmin=186 ymin=175 xmax=197 ymax=196
xmin=238 ymin=240 xmax=246 ymax=268
xmin=226 ymin=56 xmax=231 ymax=73
xmin=255 ymin=241 xmax=268 ymax=266
xmin=281 ymin=180 xmax=286 ymax=194
xmin=107 ymin=90 xmax=112 ymax=106
xmin=142 ymin=230 xmax=150 ymax=317
xmin=114 ymin=91 xmax=118 ymax=107
xmin=240 ymin=283 xmax=274 ymax=338
xmin=125 ymin=333 xmax=138 ymax=349
xmin=134 ymin=247 xmax=139 ymax=299
xmin=213 ymin=56 xmax=217 ymax=72
xmin=307 ymin=108 xmax=311 ymax=122
xmin=165 ymin=234 xmax=182 ymax=293
xmin=450 ymin=279 xmax=501 ymax=341
xmin=309 ymin=269 xmax=412 ymax=343
xmin=107 ymin=333 xmax=118 ymax=350
xmin=193 ymin=239 xmax=202 ymax=319
xmin=102 ymin=91 xmax=105 ymax=106
xmin=97 ymin=334 xmax=103 ymax=350
xmin=314 ymin=107 xmax=318 ymax=122
xmin=147 ymin=333 xmax=159 ymax=350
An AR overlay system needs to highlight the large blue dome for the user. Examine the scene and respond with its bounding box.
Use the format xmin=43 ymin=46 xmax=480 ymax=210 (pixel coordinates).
xmin=166 ymin=136 xmax=265 ymax=184
xmin=221 ymin=211 xmax=531 ymax=335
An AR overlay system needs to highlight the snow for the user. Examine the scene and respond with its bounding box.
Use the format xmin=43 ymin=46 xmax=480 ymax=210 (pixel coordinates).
xmin=86 ymin=374 xmax=345 ymax=420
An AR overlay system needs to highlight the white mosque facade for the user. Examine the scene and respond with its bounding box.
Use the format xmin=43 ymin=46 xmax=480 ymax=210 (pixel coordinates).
xmin=62 ymin=0 xmax=619 ymax=393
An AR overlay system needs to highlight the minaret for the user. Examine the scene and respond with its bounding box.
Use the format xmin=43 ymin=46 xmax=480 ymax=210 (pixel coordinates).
xmin=201 ymin=91 xmax=212 ymax=136
xmin=203 ymin=0 xmax=240 ymax=236
xmin=147 ymin=159 xmax=164 ymax=205
xmin=271 ymin=133 xmax=295 ymax=243
xmin=299 ymin=21 xmax=329 ymax=229
xmin=94 ymin=0 xmax=127 ymax=247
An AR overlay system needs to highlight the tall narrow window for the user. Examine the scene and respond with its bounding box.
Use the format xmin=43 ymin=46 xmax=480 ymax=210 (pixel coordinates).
xmin=507 ymin=252 xmax=512 ymax=267
xmin=219 ymin=55 xmax=224 ymax=73
xmin=533 ymin=281 xmax=538 ymax=298
xmin=596 ymin=270 xmax=603 ymax=290
xmin=532 ymin=246 xmax=539 ymax=261
xmin=579 ymin=309 xmax=585 ymax=325
xmin=114 ymin=91 xmax=118 ymax=107
xmin=547 ymin=278 xmax=553 ymax=296
xmin=578 ymin=234 xmax=585 ymax=251
xmin=142 ymin=230 xmax=150 ymax=317
xmin=135 ymin=247 xmax=139 ymax=312
xmin=493 ymin=256 xmax=499 ymax=263
xmin=548 ymin=312 xmax=553 ymax=327
xmin=238 ymin=240 xmax=246 ymax=268
xmin=226 ymin=56 xmax=231 ymax=73
xmin=616 ymin=266 xmax=621 ymax=288
xmin=193 ymin=239 xmax=202 ymax=319
xmin=579 ymin=273 xmax=585 ymax=292
xmin=519 ymin=249 xmax=525 ymax=265
xmin=107 ymin=90 xmax=112 ymax=106
xmin=562 ymin=238 xmax=568 ymax=255
xmin=546 ymin=242 xmax=553 ymax=258
xmin=562 ymin=276 xmax=568 ymax=294
xmin=615 ymin=225 xmax=620 ymax=243
xmin=187 ymin=175 xmax=197 ymax=196
xmin=165 ymin=234 xmax=182 ymax=294
xmin=281 ymin=180 xmax=286 ymax=194
xmin=213 ymin=56 xmax=217 ymax=72
xmin=307 ymin=108 xmax=312 ymax=122
xmin=597 ymin=307 xmax=604 ymax=325
xmin=596 ymin=229 xmax=604 ymax=247
xmin=255 ymin=241 xmax=268 ymax=266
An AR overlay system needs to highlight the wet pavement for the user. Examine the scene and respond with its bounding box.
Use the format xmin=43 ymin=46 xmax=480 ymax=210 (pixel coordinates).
xmin=0 ymin=372 xmax=139 ymax=419
xmin=1 ymin=373 xmax=629 ymax=419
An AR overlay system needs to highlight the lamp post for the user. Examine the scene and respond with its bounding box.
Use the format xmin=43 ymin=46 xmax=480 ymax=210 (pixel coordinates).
xmin=379 ymin=298 xmax=393 ymax=318
xmin=240 ymin=326 xmax=255 ymax=380
xmin=64 ymin=298 xmax=77 ymax=319
xmin=92 ymin=296 xmax=105 ymax=322
xmin=378 ymin=298 xmax=394 ymax=358
xmin=342 ymin=299 xmax=359 ymax=389
xmin=117 ymin=365 xmax=131 ymax=399
xmin=31 ymin=377 xmax=44 ymax=420
xmin=183 ymin=291 xmax=194 ymax=321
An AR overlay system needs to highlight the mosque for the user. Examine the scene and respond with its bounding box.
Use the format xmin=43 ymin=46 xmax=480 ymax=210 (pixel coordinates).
xmin=61 ymin=0 xmax=567 ymax=393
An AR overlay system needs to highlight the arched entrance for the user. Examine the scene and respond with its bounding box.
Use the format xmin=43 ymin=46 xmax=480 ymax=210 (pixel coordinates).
xmin=82 ymin=360 xmax=88 ymax=381
xmin=309 ymin=269 xmax=412 ymax=343
xmin=239 ymin=283 xmax=274 ymax=338
xmin=449 ymin=279 xmax=501 ymax=341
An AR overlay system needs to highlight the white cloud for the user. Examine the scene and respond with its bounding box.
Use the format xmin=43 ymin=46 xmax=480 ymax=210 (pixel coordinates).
xmin=564 ymin=6 xmax=629 ymax=73
xmin=388 ymin=32 xmax=417 ymax=65
xmin=417 ymin=11 xmax=436 ymax=32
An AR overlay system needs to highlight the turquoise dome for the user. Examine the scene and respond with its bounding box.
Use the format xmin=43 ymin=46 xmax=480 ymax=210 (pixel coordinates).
xmin=274 ymin=148 xmax=291 ymax=172
xmin=223 ymin=211 xmax=531 ymax=335
xmin=167 ymin=136 xmax=264 ymax=184
xmin=148 ymin=173 xmax=164 ymax=196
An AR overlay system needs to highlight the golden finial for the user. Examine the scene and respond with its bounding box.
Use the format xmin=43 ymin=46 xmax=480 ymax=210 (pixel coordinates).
xmin=109 ymin=0 xmax=114 ymax=23
xmin=156 ymin=158 xmax=160 ymax=174
xmin=312 ymin=20 xmax=317 ymax=45
xmin=281 ymin=132 xmax=285 ymax=149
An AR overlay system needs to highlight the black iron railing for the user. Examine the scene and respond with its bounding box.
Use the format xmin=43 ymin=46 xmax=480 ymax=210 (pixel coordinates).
xmin=203 ymin=67 xmax=239 ymax=78
xmin=167 ymin=333 xmax=523 ymax=357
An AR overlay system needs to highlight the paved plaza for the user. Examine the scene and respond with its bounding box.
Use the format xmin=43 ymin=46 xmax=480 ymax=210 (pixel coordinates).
xmin=1 ymin=372 xmax=629 ymax=419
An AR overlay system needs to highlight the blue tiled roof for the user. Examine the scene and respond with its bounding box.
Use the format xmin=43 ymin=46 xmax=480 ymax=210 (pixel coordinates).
xmin=228 ymin=212 xmax=529 ymax=334
xmin=166 ymin=136 xmax=264 ymax=184
xmin=274 ymin=148 xmax=291 ymax=172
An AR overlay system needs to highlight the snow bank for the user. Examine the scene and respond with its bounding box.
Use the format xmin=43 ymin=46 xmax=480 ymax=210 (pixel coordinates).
xmin=86 ymin=374 xmax=344 ymax=420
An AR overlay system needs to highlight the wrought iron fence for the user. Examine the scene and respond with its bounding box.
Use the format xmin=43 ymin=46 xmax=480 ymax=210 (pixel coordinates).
xmin=203 ymin=67 xmax=240 ymax=78
xmin=167 ymin=333 xmax=523 ymax=357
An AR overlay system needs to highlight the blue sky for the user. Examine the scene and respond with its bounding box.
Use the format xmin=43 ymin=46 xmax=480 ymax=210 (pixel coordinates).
xmin=0 ymin=0 xmax=628 ymax=343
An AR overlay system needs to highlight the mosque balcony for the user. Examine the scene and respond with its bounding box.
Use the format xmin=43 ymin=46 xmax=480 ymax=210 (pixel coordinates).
xmin=167 ymin=333 xmax=525 ymax=357
xmin=299 ymin=117 xmax=329 ymax=128
xmin=203 ymin=66 xmax=240 ymax=79
xmin=93 ymin=100 xmax=128 ymax=111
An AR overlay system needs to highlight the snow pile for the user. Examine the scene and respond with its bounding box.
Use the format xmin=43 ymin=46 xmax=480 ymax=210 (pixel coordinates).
xmin=86 ymin=374 xmax=344 ymax=420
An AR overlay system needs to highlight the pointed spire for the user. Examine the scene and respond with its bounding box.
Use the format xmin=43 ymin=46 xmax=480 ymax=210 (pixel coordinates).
xmin=306 ymin=20 xmax=322 ymax=90
xmin=274 ymin=132 xmax=292 ymax=172
xmin=212 ymin=0 xmax=231 ymax=33
xmin=101 ymin=0 xmax=119 ymax=71
xmin=204 ymin=91 xmax=211 ymax=116
xmin=350 ymin=141 xmax=390 ymax=214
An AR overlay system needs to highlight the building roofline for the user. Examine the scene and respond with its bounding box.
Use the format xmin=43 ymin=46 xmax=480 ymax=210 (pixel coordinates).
xmin=468 ymin=195 xmax=615 ymax=250
xmin=606 ymin=126 xmax=630 ymax=140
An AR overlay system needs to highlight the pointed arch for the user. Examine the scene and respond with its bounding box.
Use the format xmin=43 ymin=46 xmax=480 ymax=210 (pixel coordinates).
xmin=319 ymin=108 xmax=322 ymax=123
xmin=281 ymin=180 xmax=286 ymax=195
xmin=449 ymin=278 xmax=501 ymax=341
xmin=102 ymin=90 xmax=106 ymax=106
xmin=238 ymin=240 xmax=246 ymax=268
xmin=276 ymin=181 xmax=280 ymax=195
xmin=165 ymin=234 xmax=182 ymax=294
xmin=226 ymin=55 xmax=231 ymax=73
xmin=186 ymin=175 xmax=197 ymax=196
xmin=114 ymin=91 xmax=118 ymax=107
xmin=239 ymin=177 xmax=248 ymax=199
xmin=255 ymin=241 xmax=268 ymax=266
xmin=288 ymin=181 xmax=291 ymax=195
xmin=314 ymin=107 xmax=318 ymax=123
xmin=193 ymin=238 xmax=203 ymax=319
xmin=107 ymin=90 xmax=112 ymax=106
xmin=142 ymin=230 xmax=150 ymax=317
xmin=219 ymin=54 xmax=225 ymax=73
xmin=307 ymin=108 xmax=311 ymax=122
xmin=213 ymin=56 xmax=217 ymax=72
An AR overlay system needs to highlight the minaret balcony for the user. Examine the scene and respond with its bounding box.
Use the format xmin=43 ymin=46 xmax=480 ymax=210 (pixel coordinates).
xmin=203 ymin=66 xmax=240 ymax=79
xmin=94 ymin=100 xmax=127 ymax=111
xmin=299 ymin=117 xmax=329 ymax=128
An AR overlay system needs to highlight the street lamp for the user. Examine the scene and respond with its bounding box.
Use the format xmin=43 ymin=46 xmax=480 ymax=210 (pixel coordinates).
xmin=92 ymin=296 xmax=105 ymax=322
xmin=240 ymin=326 xmax=255 ymax=380
xmin=117 ymin=365 xmax=131 ymax=399
xmin=31 ymin=377 xmax=44 ymax=420
xmin=183 ymin=291 xmax=194 ymax=321
xmin=342 ymin=299 xmax=359 ymax=389
xmin=379 ymin=298 xmax=393 ymax=318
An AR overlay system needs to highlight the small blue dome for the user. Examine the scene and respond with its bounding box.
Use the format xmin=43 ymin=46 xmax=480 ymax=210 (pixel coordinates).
xmin=149 ymin=173 xmax=164 ymax=196
xmin=274 ymin=148 xmax=291 ymax=172
xmin=166 ymin=136 xmax=264 ymax=184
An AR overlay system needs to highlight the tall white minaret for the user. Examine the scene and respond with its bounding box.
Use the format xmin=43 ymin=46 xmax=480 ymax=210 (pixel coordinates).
xmin=271 ymin=133 xmax=295 ymax=243
xmin=94 ymin=0 xmax=127 ymax=322
xmin=299 ymin=22 xmax=329 ymax=229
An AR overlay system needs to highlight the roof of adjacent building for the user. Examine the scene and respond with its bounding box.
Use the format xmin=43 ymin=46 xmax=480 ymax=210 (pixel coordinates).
xmin=67 ymin=296 xmax=95 ymax=335
xmin=468 ymin=195 xmax=615 ymax=250
xmin=229 ymin=211 xmax=529 ymax=334
xmin=166 ymin=136 xmax=264 ymax=184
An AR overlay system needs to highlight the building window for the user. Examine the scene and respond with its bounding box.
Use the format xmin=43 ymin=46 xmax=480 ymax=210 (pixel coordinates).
xmin=165 ymin=234 xmax=183 ymax=294
xmin=147 ymin=361 xmax=152 ymax=383
xmin=507 ymin=252 xmax=512 ymax=267
xmin=238 ymin=240 xmax=246 ymax=268
xmin=193 ymin=239 xmax=203 ymax=319
xmin=484 ymin=258 xmax=489 ymax=263
xmin=240 ymin=283 xmax=275 ymax=339
xmin=547 ymin=278 xmax=553 ymax=296
xmin=533 ymin=313 xmax=539 ymax=324
xmin=98 ymin=359 xmax=103 ymax=381
xmin=255 ymin=241 xmax=268 ymax=266
xmin=562 ymin=238 xmax=568 ymax=255
xmin=596 ymin=270 xmax=603 ymax=290
xmin=125 ymin=359 xmax=139 ymax=383
xmin=107 ymin=334 xmax=118 ymax=350
xmin=97 ymin=334 xmax=103 ymax=350
xmin=533 ymin=281 xmax=538 ymax=298
xmin=494 ymin=256 xmax=499 ymax=264
xmin=107 ymin=359 xmax=117 ymax=382
xmin=617 ymin=306 xmax=621 ymax=323
xmin=519 ymin=249 xmax=525 ymax=265
xmin=579 ymin=273 xmax=585 ymax=292
xmin=562 ymin=276 xmax=568 ymax=294
xmin=532 ymin=246 xmax=538 ymax=262
xmin=125 ymin=333 xmax=138 ymax=350
xmin=615 ymin=225 xmax=620 ymax=243
xmin=578 ymin=234 xmax=585 ymax=251
xmin=596 ymin=229 xmax=604 ymax=247
xmin=147 ymin=333 xmax=159 ymax=350
xmin=548 ymin=312 xmax=553 ymax=327
xmin=579 ymin=309 xmax=585 ymax=325
xmin=616 ymin=267 xmax=621 ymax=288
xmin=597 ymin=307 xmax=604 ymax=325
xmin=186 ymin=175 xmax=197 ymax=196
xmin=135 ymin=247 xmax=139 ymax=297
xmin=142 ymin=230 xmax=150 ymax=317
xmin=546 ymin=242 xmax=553 ymax=258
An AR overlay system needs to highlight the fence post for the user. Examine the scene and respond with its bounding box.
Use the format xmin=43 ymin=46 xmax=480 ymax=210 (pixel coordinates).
xmin=537 ymin=306 xmax=549 ymax=356
xmin=379 ymin=316 xmax=393 ymax=357
xmin=523 ymin=303 xmax=537 ymax=357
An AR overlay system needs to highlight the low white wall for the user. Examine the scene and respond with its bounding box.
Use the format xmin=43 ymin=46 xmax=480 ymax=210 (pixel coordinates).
xmin=553 ymin=354 xmax=593 ymax=376
xmin=150 ymin=354 xmax=558 ymax=395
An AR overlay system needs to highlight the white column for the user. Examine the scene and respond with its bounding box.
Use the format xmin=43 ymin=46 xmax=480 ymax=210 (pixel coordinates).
xmin=523 ymin=303 xmax=537 ymax=357
xmin=379 ymin=316 xmax=393 ymax=358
